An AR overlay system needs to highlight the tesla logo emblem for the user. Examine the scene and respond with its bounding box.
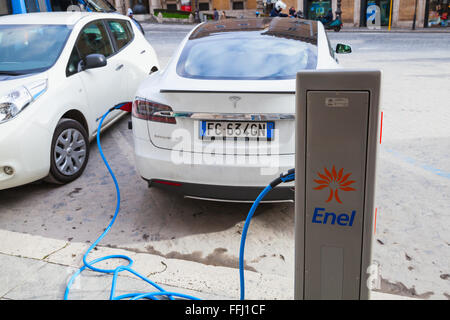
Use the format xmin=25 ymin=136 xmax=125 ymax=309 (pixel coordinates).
xmin=229 ymin=96 xmax=241 ymax=108
xmin=313 ymin=166 xmax=356 ymax=204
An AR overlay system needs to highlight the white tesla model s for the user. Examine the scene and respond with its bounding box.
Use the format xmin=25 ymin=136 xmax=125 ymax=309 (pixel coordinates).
xmin=0 ymin=12 xmax=159 ymax=190
xmin=132 ymin=17 xmax=350 ymax=202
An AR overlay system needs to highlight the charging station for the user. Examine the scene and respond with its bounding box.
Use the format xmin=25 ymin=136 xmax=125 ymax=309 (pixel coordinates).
xmin=294 ymin=70 xmax=381 ymax=300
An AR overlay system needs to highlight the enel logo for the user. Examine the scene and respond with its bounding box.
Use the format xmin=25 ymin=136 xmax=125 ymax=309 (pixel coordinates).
xmin=312 ymin=207 xmax=356 ymax=226
xmin=313 ymin=166 xmax=356 ymax=204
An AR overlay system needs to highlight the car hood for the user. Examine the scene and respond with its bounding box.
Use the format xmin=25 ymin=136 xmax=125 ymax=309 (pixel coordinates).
xmin=0 ymin=72 xmax=48 ymax=97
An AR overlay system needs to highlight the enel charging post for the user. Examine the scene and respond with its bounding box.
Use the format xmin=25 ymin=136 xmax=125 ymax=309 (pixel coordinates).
xmin=294 ymin=70 xmax=381 ymax=300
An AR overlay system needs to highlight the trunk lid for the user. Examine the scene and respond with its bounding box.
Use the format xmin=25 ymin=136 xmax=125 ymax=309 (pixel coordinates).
xmin=146 ymin=80 xmax=296 ymax=156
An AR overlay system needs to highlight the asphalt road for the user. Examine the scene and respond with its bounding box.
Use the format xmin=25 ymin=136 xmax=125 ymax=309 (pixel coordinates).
xmin=0 ymin=24 xmax=448 ymax=299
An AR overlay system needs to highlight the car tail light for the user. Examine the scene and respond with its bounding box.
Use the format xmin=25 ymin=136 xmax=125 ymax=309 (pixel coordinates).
xmin=152 ymin=180 xmax=182 ymax=187
xmin=132 ymin=98 xmax=176 ymax=124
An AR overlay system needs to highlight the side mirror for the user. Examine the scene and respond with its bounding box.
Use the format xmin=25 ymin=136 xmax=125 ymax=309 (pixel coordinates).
xmin=335 ymin=43 xmax=352 ymax=54
xmin=150 ymin=66 xmax=158 ymax=74
xmin=79 ymin=54 xmax=107 ymax=71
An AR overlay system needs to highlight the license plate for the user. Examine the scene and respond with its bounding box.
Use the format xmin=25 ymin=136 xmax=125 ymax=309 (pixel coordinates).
xmin=200 ymin=121 xmax=274 ymax=139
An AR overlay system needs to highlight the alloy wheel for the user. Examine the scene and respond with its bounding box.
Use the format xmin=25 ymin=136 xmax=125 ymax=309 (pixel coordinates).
xmin=53 ymin=128 xmax=87 ymax=176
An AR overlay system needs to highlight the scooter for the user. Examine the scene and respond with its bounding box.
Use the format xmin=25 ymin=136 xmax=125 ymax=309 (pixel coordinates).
xmin=320 ymin=17 xmax=343 ymax=32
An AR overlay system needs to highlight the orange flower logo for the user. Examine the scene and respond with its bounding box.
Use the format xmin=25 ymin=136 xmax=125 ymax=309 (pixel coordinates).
xmin=313 ymin=166 xmax=356 ymax=204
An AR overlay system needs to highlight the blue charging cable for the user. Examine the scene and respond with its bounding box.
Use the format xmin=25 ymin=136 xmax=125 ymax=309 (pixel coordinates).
xmin=64 ymin=105 xmax=294 ymax=300
xmin=238 ymin=169 xmax=295 ymax=300
xmin=64 ymin=105 xmax=200 ymax=300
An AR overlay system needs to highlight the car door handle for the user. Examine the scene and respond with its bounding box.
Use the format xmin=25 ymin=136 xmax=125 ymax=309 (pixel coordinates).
xmin=140 ymin=50 xmax=146 ymax=54
xmin=115 ymin=64 xmax=124 ymax=71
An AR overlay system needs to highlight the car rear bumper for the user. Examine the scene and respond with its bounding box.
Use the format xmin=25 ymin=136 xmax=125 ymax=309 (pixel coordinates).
xmin=134 ymin=136 xmax=295 ymax=201
xmin=147 ymin=179 xmax=294 ymax=202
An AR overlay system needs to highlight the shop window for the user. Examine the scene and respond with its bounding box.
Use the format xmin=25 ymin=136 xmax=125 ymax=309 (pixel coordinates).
xmin=50 ymin=0 xmax=76 ymax=12
xmin=232 ymin=1 xmax=244 ymax=10
xmin=199 ymin=2 xmax=209 ymax=10
xmin=25 ymin=0 xmax=39 ymax=12
xmin=37 ymin=0 xmax=48 ymax=11
xmin=359 ymin=0 xmax=392 ymax=27
xmin=306 ymin=0 xmax=331 ymax=19
xmin=131 ymin=0 xmax=149 ymax=14
xmin=369 ymin=0 xmax=391 ymax=26
xmin=167 ymin=3 xmax=177 ymax=11
xmin=265 ymin=3 xmax=273 ymax=15
xmin=0 ymin=0 xmax=12 ymax=15
xmin=427 ymin=0 xmax=449 ymax=27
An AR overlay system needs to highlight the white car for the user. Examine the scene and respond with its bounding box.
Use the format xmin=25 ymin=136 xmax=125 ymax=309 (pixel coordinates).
xmin=132 ymin=18 xmax=349 ymax=202
xmin=0 ymin=12 xmax=159 ymax=190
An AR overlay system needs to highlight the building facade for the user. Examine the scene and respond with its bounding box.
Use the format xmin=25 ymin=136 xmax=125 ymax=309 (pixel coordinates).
xmin=113 ymin=0 xmax=449 ymax=28
xmin=324 ymin=0 xmax=446 ymax=28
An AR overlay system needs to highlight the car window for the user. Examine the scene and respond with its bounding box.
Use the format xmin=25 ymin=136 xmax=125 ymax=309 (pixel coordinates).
xmin=107 ymin=20 xmax=134 ymax=51
xmin=66 ymin=20 xmax=113 ymax=77
xmin=66 ymin=47 xmax=81 ymax=77
xmin=77 ymin=21 xmax=113 ymax=59
xmin=177 ymin=31 xmax=318 ymax=80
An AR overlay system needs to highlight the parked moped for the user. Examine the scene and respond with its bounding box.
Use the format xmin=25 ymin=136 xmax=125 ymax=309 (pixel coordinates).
xmin=319 ymin=16 xmax=343 ymax=32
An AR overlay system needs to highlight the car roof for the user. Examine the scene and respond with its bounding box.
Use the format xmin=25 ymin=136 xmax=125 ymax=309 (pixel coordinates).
xmin=189 ymin=17 xmax=318 ymax=45
xmin=0 ymin=12 xmax=121 ymax=26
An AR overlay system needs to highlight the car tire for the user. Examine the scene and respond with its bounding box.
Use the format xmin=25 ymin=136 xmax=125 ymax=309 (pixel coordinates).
xmin=46 ymin=118 xmax=89 ymax=184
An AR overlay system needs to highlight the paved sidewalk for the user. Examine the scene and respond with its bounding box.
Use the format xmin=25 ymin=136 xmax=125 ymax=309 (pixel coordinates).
xmin=0 ymin=229 xmax=416 ymax=300
xmin=0 ymin=229 xmax=284 ymax=300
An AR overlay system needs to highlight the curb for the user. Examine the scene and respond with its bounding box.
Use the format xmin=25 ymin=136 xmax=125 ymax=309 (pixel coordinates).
xmin=0 ymin=229 xmax=421 ymax=300
xmin=0 ymin=229 xmax=292 ymax=300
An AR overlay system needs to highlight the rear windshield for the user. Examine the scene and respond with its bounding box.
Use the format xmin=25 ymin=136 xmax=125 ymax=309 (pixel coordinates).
xmin=176 ymin=31 xmax=318 ymax=80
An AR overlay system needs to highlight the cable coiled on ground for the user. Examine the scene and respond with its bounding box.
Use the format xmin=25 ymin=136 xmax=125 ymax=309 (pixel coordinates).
xmin=64 ymin=105 xmax=294 ymax=300
xmin=64 ymin=105 xmax=200 ymax=300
